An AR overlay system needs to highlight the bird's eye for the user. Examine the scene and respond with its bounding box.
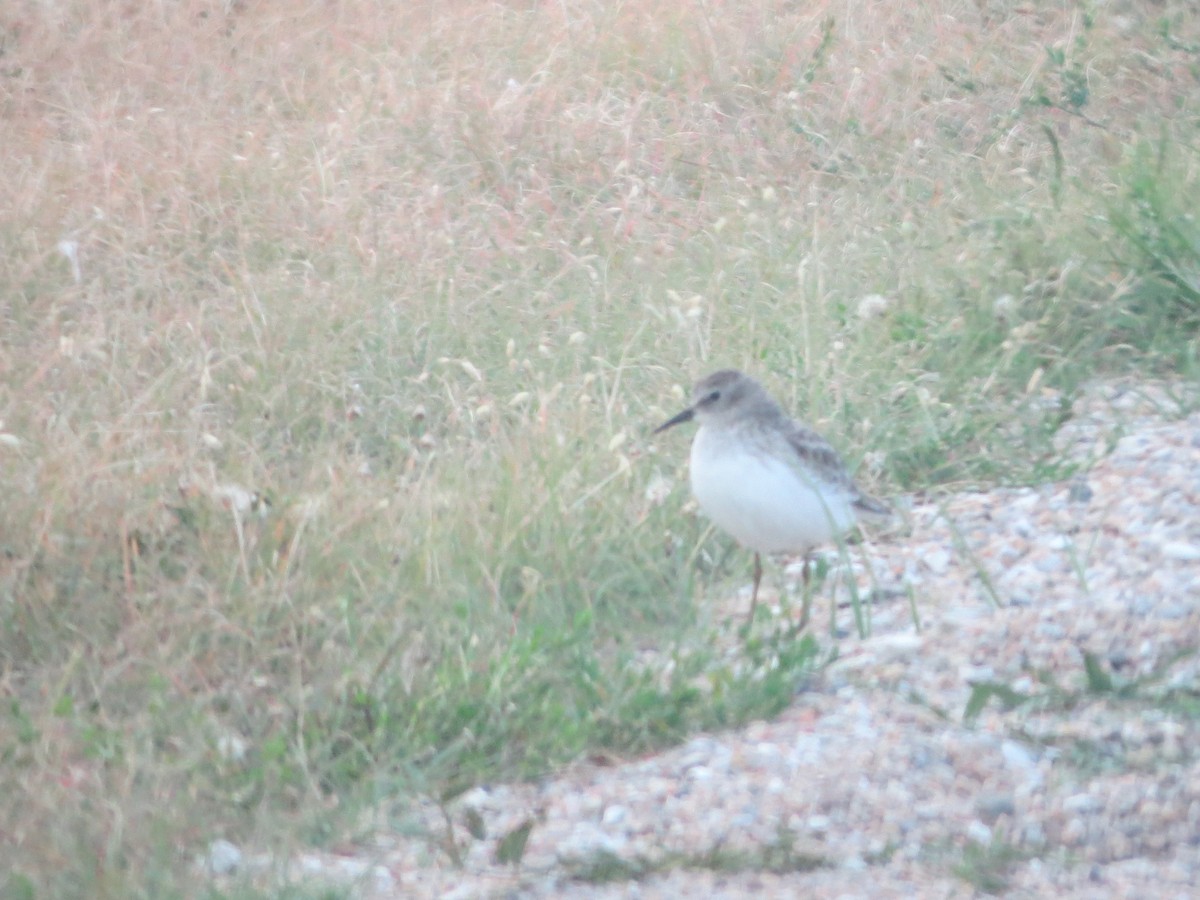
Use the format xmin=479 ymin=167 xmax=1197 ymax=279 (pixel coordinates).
xmin=704 ymin=390 xmax=720 ymax=404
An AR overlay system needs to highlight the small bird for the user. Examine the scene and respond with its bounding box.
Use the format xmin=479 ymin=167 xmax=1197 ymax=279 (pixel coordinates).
xmin=654 ymin=369 xmax=889 ymax=623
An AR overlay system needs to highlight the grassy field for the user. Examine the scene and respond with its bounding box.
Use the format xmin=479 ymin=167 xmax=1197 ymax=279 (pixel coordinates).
xmin=2 ymin=0 xmax=1198 ymax=895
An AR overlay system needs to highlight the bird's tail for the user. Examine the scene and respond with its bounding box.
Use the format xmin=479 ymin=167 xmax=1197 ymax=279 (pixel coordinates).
xmin=853 ymin=493 xmax=891 ymax=521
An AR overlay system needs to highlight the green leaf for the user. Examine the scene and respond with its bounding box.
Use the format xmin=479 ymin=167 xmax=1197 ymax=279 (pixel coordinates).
xmin=495 ymin=819 xmax=534 ymax=866
xmin=963 ymin=682 xmax=1030 ymax=722
xmin=464 ymin=807 xmax=487 ymax=841
xmin=1082 ymin=652 xmax=1115 ymax=694
xmin=6 ymin=873 xmax=35 ymax=900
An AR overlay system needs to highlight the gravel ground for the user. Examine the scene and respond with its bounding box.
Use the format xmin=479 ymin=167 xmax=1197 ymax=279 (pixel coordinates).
xmin=207 ymin=380 xmax=1200 ymax=898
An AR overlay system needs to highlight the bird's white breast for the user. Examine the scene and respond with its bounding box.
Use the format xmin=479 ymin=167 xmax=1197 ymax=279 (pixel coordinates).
xmin=689 ymin=425 xmax=857 ymax=554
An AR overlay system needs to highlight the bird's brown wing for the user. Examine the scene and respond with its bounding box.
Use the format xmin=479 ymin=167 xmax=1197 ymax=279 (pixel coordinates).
xmin=784 ymin=418 xmax=890 ymax=516
xmin=782 ymin=419 xmax=855 ymax=488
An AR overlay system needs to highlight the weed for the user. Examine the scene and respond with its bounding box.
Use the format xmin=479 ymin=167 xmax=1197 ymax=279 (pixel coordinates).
xmin=952 ymin=839 xmax=1028 ymax=895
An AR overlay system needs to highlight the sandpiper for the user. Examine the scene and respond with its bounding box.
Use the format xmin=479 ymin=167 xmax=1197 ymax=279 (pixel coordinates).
xmin=655 ymin=369 xmax=888 ymax=623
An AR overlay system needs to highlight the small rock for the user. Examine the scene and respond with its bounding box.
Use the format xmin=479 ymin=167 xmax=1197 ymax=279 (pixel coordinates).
xmin=1161 ymin=541 xmax=1200 ymax=561
xmin=1068 ymin=478 xmax=1094 ymax=503
xmin=856 ymin=293 xmax=892 ymax=319
xmin=960 ymin=664 xmax=994 ymax=684
xmin=460 ymin=785 xmax=496 ymax=809
xmin=867 ymin=633 xmax=924 ymax=661
xmin=369 ymin=866 xmax=396 ymax=893
xmin=203 ymin=839 xmax=242 ymax=876
xmin=1001 ymin=740 xmax=1040 ymax=778
xmin=216 ymin=732 xmax=248 ymax=763
xmin=733 ymin=807 xmax=758 ymax=828
xmin=1036 ymin=622 xmax=1065 ymax=640
xmin=556 ymin=822 xmax=625 ymax=861
xmin=1033 ymin=554 xmax=1064 ymax=574
xmin=1064 ymin=793 xmax=1101 ymax=814
xmin=993 ymin=293 xmax=1017 ymax=319
xmin=922 ymin=548 xmax=952 ymax=575
xmin=677 ymin=737 xmax=718 ymax=770
xmin=1063 ymin=817 xmax=1088 ymax=846
xmin=1119 ymin=724 xmax=1150 ymax=753
xmin=967 ymin=820 xmax=993 ymax=845
xmin=976 ymin=793 xmax=1016 ymax=822
xmin=602 ymin=804 xmax=627 ymax=826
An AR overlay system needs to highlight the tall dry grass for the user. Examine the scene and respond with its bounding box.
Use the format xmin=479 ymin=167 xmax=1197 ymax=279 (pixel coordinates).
xmin=2 ymin=0 xmax=1198 ymax=893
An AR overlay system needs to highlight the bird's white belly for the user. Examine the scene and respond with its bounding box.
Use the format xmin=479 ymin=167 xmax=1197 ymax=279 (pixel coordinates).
xmin=689 ymin=434 xmax=856 ymax=554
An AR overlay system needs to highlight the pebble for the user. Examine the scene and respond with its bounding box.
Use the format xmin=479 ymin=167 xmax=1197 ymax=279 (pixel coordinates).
xmin=966 ymin=820 xmax=993 ymax=845
xmin=201 ymin=839 xmax=242 ymax=876
xmin=1158 ymin=540 xmax=1198 ymax=561
xmin=1064 ymin=817 xmax=1088 ymax=846
xmin=557 ymin=822 xmax=625 ymax=860
xmin=602 ymin=804 xmax=627 ymax=826
xmin=922 ymin=548 xmax=951 ymax=574
xmin=977 ymin=793 xmax=1017 ymax=821
xmin=1064 ymin=793 xmax=1102 ymax=814
xmin=1068 ymin=479 xmax=1095 ymax=503
xmin=960 ymin=664 xmax=994 ymax=683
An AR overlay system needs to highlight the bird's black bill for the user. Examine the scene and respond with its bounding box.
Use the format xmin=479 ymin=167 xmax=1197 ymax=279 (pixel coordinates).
xmin=653 ymin=406 xmax=695 ymax=434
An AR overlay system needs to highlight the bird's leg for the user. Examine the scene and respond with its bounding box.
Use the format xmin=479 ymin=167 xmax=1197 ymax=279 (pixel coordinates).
xmin=799 ymin=555 xmax=813 ymax=627
xmin=747 ymin=552 xmax=763 ymax=625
